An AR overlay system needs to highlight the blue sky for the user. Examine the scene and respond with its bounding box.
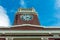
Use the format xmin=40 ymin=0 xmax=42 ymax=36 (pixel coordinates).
xmin=0 ymin=0 xmax=60 ymax=27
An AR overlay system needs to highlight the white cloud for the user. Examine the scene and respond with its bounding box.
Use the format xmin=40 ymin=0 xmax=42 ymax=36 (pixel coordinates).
xmin=52 ymin=0 xmax=60 ymax=26
xmin=55 ymin=0 xmax=60 ymax=9
xmin=21 ymin=0 xmax=24 ymax=5
xmin=20 ymin=0 xmax=27 ymax=8
xmin=0 ymin=6 xmax=10 ymax=27
xmin=54 ymin=13 xmax=60 ymax=19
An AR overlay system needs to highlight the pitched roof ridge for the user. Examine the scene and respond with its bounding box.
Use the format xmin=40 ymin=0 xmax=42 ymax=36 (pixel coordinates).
xmin=12 ymin=24 xmax=44 ymax=28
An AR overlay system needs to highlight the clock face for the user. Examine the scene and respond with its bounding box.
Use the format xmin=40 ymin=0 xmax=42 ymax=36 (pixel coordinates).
xmin=20 ymin=14 xmax=33 ymax=21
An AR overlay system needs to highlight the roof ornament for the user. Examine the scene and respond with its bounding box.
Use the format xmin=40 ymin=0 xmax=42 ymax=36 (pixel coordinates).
xmin=18 ymin=7 xmax=36 ymax=12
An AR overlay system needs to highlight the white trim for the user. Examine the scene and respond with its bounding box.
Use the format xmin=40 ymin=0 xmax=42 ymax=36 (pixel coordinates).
xmin=0 ymin=36 xmax=58 ymax=38
xmin=8 ymin=37 xmax=13 ymax=40
xmin=53 ymin=34 xmax=60 ymax=38
xmin=1 ymin=25 xmax=60 ymax=28
xmin=0 ymin=36 xmax=45 ymax=38
xmin=0 ymin=24 xmax=44 ymax=28
xmin=0 ymin=26 xmax=10 ymax=28
xmin=0 ymin=36 xmax=60 ymax=39
xmin=6 ymin=38 xmax=8 ymax=40
xmin=0 ymin=30 xmax=60 ymax=34
xmin=11 ymin=24 xmax=44 ymax=27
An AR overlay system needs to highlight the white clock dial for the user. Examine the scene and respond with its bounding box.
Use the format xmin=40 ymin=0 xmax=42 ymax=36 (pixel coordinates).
xmin=20 ymin=14 xmax=33 ymax=21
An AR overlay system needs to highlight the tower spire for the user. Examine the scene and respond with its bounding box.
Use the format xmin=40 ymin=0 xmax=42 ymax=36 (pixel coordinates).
xmin=14 ymin=8 xmax=40 ymax=25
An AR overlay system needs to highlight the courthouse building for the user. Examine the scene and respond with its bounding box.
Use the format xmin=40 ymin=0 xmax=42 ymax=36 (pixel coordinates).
xmin=0 ymin=8 xmax=60 ymax=40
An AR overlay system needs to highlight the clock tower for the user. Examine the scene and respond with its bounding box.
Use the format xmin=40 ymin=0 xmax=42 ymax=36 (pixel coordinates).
xmin=14 ymin=8 xmax=40 ymax=25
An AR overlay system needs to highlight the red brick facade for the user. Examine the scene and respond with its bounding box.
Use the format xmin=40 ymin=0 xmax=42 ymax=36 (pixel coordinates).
xmin=14 ymin=12 xmax=40 ymax=25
